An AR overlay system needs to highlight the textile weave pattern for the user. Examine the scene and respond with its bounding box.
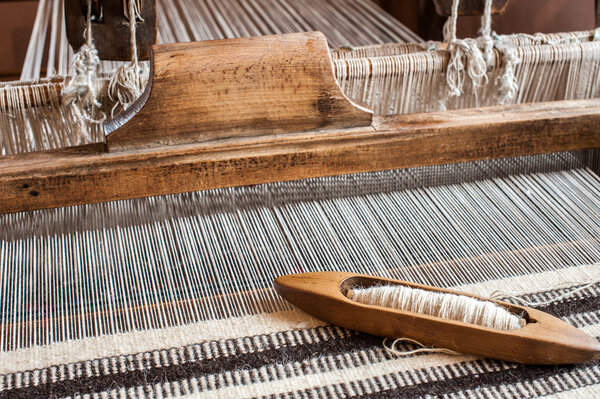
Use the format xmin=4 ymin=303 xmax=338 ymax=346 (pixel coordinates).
xmin=1 ymin=265 xmax=599 ymax=398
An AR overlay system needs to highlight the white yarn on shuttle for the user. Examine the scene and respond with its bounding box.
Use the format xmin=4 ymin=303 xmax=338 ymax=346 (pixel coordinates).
xmin=347 ymin=284 xmax=525 ymax=330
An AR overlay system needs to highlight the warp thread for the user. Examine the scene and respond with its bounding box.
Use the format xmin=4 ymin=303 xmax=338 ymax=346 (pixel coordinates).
xmin=108 ymin=0 xmax=148 ymax=117
xmin=61 ymin=0 xmax=104 ymax=124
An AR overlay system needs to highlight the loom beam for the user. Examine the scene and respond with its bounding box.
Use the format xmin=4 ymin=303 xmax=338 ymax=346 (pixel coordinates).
xmin=0 ymin=32 xmax=599 ymax=214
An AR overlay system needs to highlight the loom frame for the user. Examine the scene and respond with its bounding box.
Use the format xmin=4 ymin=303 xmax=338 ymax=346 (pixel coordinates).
xmin=0 ymin=32 xmax=600 ymax=214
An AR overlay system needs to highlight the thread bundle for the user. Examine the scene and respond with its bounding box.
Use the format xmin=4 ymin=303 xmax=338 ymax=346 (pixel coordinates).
xmin=347 ymin=284 xmax=525 ymax=330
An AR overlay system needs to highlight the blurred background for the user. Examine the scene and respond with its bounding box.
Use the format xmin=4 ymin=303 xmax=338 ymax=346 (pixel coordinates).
xmin=0 ymin=0 xmax=596 ymax=81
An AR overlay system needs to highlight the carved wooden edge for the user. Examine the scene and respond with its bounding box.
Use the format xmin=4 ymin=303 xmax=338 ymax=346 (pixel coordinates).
xmin=1 ymin=99 xmax=599 ymax=214
xmin=104 ymin=32 xmax=373 ymax=152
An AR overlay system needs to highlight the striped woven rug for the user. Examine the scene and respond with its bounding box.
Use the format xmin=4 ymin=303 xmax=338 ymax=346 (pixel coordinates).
xmin=1 ymin=264 xmax=598 ymax=398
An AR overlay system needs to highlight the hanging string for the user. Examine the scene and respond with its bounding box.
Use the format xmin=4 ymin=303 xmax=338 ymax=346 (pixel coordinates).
xmin=480 ymin=0 xmax=494 ymax=68
xmin=443 ymin=0 xmax=463 ymax=97
xmin=443 ymin=0 xmax=487 ymax=102
xmin=108 ymin=0 xmax=148 ymax=117
xmin=61 ymin=0 xmax=104 ymax=124
xmin=495 ymin=39 xmax=520 ymax=104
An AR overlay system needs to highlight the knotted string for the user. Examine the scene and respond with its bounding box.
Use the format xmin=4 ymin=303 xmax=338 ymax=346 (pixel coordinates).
xmin=108 ymin=0 xmax=148 ymax=117
xmin=443 ymin=0 xmax=488 ymax=102
xmin=61 ymin=0 xmax=104 ymax=124
xmin=479 ymin=0 xmax=494 ymax=68
xmin=495 ymin=38 xmax=520 ymax=104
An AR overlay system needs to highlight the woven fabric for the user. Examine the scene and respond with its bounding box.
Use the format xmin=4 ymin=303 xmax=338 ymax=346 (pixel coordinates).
xmin=1 ymin=265 xmax=599 ymax=398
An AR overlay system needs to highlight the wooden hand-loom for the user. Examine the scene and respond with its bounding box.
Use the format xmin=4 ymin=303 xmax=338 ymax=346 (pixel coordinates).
xmin=1 ymin=31 xmax=600 ymax=214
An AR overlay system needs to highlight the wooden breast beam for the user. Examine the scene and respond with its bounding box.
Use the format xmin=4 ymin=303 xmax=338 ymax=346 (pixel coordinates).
xmin=0 ymin=31 xmax=599 ymax=214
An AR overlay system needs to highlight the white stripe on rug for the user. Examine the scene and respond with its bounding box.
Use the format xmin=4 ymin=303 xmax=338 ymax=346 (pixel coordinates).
xmin=0 ymin=311 xmax=326 ymax=375
xmin=543 ymin=380 xmax=600 ymax=398
xmin=174 ymin=322 xmax=600 ymax=399
xmin=456 ymin=263 xmax=599 ymax=298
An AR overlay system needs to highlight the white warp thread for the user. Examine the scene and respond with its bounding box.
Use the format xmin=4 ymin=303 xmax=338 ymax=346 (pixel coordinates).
xmin=347 ymin=284 xmax=524 ymax=330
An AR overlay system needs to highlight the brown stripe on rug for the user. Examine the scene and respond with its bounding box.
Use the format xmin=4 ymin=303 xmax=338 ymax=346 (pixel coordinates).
xmin=295 ymin=356 xmax=600 ymax=399
xmin=273 ymin=357 xmax=600 ymax=399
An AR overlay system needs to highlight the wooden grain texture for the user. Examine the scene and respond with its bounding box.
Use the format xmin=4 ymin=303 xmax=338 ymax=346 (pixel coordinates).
xmin=432 ymin=0 xmax=510 ymax=16
xmin=274 ymin=271 xmax=600 ymax=365
xmin=65 ymin=0 xmax=156 ymax=61
xmin=104 ymin=32 xmax=373 ymax=151
xmin=0 ymin=99 xmax=599 ymax=214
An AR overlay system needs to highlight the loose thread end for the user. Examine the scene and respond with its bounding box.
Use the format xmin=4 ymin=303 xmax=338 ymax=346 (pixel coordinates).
xmin=383 ymin=337 xmax=462 ymax=357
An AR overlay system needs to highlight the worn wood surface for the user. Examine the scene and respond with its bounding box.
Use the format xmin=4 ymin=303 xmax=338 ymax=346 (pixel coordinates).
xmin=432 ymin=0 xmax=510 ymax=16
xmin=0 ymin=99 xmax=599 ymax=214
xmin=65 ymin=0 xmax=156 ymax=61
xmin=105 ymin=32 xmax=372 ymax=151
xmin=274 ymin=271 xmax=600 ymax=364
